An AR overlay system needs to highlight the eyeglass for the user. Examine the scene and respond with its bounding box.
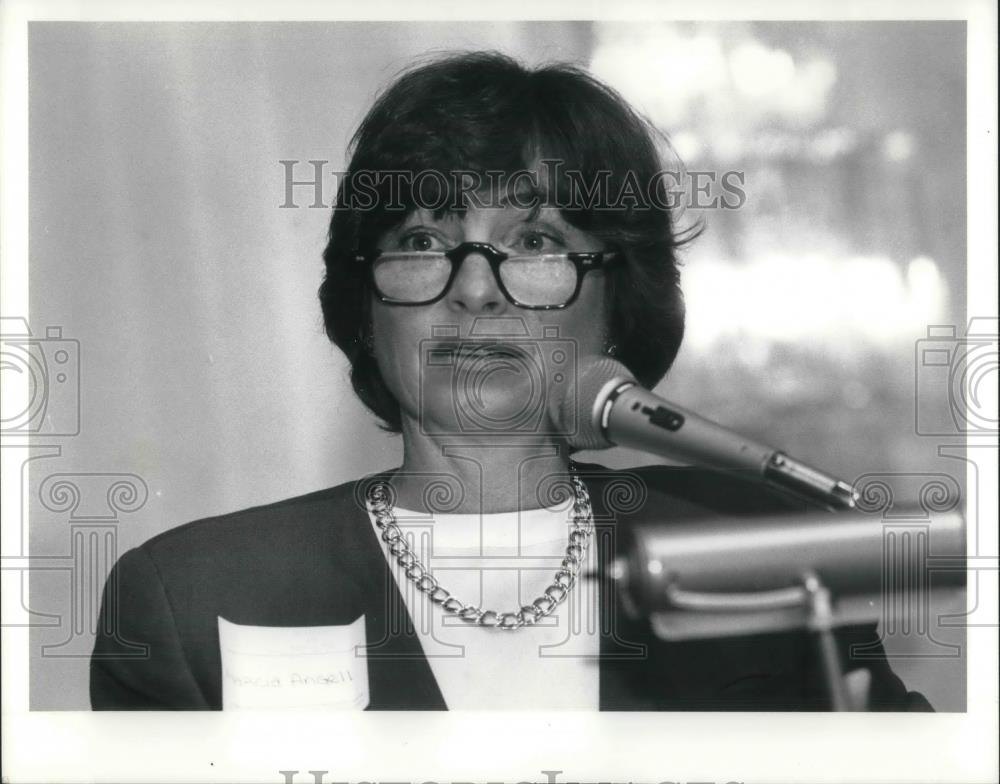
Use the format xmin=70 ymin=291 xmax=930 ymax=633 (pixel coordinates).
xmin=355 ymin=241 xmax=621 ymax=310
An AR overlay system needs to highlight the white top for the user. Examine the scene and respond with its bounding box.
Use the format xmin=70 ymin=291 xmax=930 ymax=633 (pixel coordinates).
xmin=366 ymin=494 xmax=600 ymax=709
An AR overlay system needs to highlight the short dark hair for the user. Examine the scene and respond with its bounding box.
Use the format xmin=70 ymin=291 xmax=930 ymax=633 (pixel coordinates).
xmin=319 ymin=51 xmax=691 ymax=433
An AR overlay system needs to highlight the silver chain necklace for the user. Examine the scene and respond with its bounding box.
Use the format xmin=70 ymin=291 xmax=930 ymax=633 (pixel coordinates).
xmin=366 ymin=467 xmax=595 ymax=631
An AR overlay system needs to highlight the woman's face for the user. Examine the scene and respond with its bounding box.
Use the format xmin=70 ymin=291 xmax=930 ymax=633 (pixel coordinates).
xmin=370 ymin=201 xmax=611 ymax=440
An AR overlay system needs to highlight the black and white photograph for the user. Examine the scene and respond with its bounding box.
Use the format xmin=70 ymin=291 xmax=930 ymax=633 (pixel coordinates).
xmin=1 ymin=1 xmax=997 ymax=782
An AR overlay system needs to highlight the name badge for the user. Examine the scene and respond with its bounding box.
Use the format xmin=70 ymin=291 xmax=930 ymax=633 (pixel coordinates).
xmin=217 ymin=615 xmax=369 ymax=710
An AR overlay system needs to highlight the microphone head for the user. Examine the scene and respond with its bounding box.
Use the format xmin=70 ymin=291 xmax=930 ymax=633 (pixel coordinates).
xmin=552 ymin=355 xmax=637 ymax=450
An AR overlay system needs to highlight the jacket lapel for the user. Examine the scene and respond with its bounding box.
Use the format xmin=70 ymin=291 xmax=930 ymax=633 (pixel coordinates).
xmin=338 ymin=473 xmax=447 ymax=710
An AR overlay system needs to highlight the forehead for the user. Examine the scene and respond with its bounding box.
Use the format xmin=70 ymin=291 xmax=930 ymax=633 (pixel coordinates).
xmin=390 ymin=202 xmax=576 ymax=233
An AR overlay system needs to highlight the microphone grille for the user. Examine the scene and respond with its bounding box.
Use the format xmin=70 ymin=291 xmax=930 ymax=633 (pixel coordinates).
xmin=560 ymin=355 xmax=637 ymax=450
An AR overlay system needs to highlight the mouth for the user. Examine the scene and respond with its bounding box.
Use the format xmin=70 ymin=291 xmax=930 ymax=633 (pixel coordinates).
xmin=431 ymin=341 xmax=527 ymax=360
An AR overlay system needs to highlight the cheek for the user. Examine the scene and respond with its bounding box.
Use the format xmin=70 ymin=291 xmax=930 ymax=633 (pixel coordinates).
xmin=370 ymin=302 xmax=428 ymax=404
xmin=549 ymin=275 xmax=608 ymax=354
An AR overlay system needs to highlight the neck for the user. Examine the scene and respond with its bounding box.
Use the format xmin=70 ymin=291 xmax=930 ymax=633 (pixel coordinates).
xmin=392 ymin=420 xmax=574 ymax=514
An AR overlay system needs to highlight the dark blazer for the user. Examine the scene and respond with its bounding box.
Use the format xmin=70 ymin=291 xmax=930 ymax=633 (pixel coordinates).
xmin=90 ymin=462 xmax=931 ymax=711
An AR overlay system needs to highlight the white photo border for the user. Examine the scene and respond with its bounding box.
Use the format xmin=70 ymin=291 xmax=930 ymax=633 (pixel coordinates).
xmin=1 ymin=1 xmax=997 ymax=782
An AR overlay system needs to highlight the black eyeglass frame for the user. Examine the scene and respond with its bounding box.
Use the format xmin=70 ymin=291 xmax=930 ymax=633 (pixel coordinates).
xmin=355 ymin=241 xmax=621 ymax=310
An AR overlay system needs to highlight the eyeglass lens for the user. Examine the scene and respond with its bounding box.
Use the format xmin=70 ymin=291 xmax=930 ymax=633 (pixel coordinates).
xmin=372 ymin=252 xmax=579 ymax=306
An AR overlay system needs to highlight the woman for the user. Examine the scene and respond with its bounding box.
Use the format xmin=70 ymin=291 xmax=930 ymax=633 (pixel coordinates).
xmin=91 ymin=52 xmax=928 ymax=711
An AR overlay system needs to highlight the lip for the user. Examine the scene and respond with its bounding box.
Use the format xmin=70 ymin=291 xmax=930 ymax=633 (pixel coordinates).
xmin=432 ymin=341 xmax=527 ymax=359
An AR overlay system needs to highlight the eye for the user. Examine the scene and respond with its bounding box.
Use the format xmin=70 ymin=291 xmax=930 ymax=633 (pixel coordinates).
xmin=512 ymin=229 xmax=564 ymax=254
xmin=398 ymin=231 xmax=446 ymax=253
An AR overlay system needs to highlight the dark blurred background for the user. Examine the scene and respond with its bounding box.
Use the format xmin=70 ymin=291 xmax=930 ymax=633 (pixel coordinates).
xmin=24 ymin=21 xmax=970 ymax=709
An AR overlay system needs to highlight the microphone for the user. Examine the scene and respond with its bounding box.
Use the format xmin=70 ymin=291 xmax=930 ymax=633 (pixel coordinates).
xmin=556 ymin=356 xmax=858 ymax=510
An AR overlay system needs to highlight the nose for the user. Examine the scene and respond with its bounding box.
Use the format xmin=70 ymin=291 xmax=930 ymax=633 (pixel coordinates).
xmin=445 ymin=251 xmax=506 ymax=315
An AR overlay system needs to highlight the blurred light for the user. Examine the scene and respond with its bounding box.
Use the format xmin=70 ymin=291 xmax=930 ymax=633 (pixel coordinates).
xmin=728 ymin=41 xmax=836 ymax=125
xmin=776 ymin=59 xmax=837 ymax=124
xmin=883 ymin=130 xmax=916 ymax=162
xmin=740 ymin=336 xmax=772 ymax=368
xmin=670 ymin=130 xmax=703 ymax=162
xmin=682 ymin=254 xmax=949 ymax=353
xmin=730 ymin=42 xmax=796 ymax=98
xmin=810 ymin=127 xmax=858 ymax=161
xmin=591 ymin=24 xmax=838 ymax=138
xmin=713 ymin=131 xmax=745 ymax=163
xmin=907 ymin=256 xmax=946 ymax=314
xmin=590 ymin=26 xmax=727 ymax=126
xmin=758 ymin=132 xmax=798 ymax=159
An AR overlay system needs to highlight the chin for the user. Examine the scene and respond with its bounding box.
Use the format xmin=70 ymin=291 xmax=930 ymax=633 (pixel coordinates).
xmin=416 ymin=378 xmax=560 ymax=438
